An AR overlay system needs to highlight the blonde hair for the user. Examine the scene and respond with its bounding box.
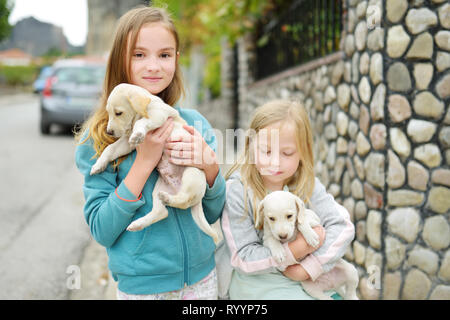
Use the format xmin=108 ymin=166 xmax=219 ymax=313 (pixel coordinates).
xmin=75 ymin=6 xmax=185 ymax=163
xmin=226 ymin=100 xmax=315 ymax=228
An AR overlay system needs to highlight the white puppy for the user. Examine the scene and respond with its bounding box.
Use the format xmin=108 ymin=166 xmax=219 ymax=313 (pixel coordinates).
xmin=257 ymin=191 xmax=359 ymax=300
xmin=90 ymin=83 xmax=218 ymax=243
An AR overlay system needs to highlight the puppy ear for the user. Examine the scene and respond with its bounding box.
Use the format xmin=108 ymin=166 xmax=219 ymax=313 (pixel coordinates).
xmin=127 ymin=91 xmax=150 ymax=118
xmin=294 ymin=196 xmax=306 ymax=225
xmin=255 ymin=199 xmax=265 ymax=230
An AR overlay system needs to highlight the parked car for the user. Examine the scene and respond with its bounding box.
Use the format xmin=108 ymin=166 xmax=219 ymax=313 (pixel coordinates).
xmin=39 ymin=59 xmax=105 ymax=134
xmin=33 ymin=65 xmax=53 ymax=93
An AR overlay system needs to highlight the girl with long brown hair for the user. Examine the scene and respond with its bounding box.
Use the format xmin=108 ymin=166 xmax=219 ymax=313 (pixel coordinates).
xmin=75 ymin=6 xmax=225 ymax=299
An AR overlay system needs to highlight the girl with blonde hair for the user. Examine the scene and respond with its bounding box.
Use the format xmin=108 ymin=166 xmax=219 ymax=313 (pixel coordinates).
xmin=216 ymin=99 xmax=355 ymax=299
xmin=75 ymin=6 xmax=225 ymax=299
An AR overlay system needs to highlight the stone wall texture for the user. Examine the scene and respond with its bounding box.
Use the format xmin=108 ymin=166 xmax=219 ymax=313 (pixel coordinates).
xmin=199 ymin=0 xmax=450 ymax=299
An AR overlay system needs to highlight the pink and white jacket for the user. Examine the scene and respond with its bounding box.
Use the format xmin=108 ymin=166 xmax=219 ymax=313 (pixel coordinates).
xmin=215 ymin=172 xmax=355 ymax=298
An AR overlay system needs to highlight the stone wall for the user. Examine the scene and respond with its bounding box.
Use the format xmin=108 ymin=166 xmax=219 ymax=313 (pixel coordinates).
xmin=374 ymin=0 xmax=449 ymax=300
xmin=200 ymin=0 xmax=449 ymax=299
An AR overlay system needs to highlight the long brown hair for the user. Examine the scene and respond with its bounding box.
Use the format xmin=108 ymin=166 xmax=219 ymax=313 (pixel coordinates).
xmin=75 ymin=6 xmax=185 ymax=162
xmin=226 ymin=100 xmax=315 ymax=228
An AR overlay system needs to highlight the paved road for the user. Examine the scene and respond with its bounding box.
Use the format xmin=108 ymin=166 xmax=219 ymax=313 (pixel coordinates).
xmin=0 ymin=93 xmax=93 ymax=299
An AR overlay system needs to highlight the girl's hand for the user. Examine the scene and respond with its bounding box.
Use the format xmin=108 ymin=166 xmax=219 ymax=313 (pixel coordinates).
xmin=135 ymin=118 xmax=174 ymax=168
xmin=282 ymin=226 xmax=325 ymax=282
xmin=288 ymin=225 xmax=326 ymax=261
xmin=124 ymin=118 xmax=174 ymax=198
xmin=283 ymin=264 xmax=310 ymax=281
xmin=164 ymin=124 xmax=219 ymax=187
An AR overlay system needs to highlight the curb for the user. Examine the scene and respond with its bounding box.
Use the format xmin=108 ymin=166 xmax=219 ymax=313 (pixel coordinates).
xmin=69 ymin=239 xmax=116 ymax=300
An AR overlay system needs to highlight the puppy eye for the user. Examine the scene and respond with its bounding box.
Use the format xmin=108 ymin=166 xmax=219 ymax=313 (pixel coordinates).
xmin=287 ymin=214 xmax=293 ymax=219
xmin=269 ymin=217 xmax=275 ymax=221
xmin=115 ymin=111 xmax=123 ymax=116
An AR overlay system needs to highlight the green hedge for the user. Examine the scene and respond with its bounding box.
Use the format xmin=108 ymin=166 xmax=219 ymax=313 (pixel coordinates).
xmin=0 ymin=65 xmax=39 ymax=86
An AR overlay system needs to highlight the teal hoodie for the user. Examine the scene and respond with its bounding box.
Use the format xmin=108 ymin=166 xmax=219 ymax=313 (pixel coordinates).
xmin=75 ymin=107 xmax=226 ymax=295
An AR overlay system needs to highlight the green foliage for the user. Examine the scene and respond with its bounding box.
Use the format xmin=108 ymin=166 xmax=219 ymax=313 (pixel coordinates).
xmin=151 ymin=0 xmax=284 ymax=97
xmin=43 ymin=47 xmax=64 ymax=58
xmin=0 ymin=65 xmax=39 ymax=86
xmin=203 ymin=46 xmax=221 ymax=97
xmin=0 ymin=0 xmax=12 ymax=42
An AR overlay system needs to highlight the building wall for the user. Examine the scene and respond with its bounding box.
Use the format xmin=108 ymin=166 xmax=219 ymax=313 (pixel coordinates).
xmin=200 ymin=0 xmax=450 ymax=299
xmin=86 ymin=0 xmax=148 ymax=56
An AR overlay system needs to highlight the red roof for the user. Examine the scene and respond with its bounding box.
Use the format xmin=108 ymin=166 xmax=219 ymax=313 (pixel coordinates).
xmin=0 ymin=48 xmax=32 ymax=59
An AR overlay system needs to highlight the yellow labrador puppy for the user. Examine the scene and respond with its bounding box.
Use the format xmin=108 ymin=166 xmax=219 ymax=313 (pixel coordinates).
xmin=257 ymin=191 xmax=359 ymax=300
xmin=90 ymin=83 xmax=218 ymax=243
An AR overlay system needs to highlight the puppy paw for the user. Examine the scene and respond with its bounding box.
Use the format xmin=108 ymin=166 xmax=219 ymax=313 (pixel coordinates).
xmin=271 ymin=249 xmax=286 ymax=264
xmin=90 ymin=161 xmax=107 ymax=175
xmin=304 ymin=232 xmax=320 ymax=248
xmin=269 ymin=247 xmax=286 ymax=263
xmin=129 ymin=129 xmax=145 ymax=147
xmin=127 ymin=220 xmax=145 ymax=232
xmin=277 ymin=265 xmax=287 ymax=272
xmin=158 ymin=191 xmax=171 ymax=204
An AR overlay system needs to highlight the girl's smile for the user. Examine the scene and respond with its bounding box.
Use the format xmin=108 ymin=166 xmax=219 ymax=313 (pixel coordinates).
xmin=260 ymin=168 xmax=283 ymax=176
xmin=143 ymin=76 xmax=163 ymax=82
xmin=270 ymin=170 xmax=283 ymax=176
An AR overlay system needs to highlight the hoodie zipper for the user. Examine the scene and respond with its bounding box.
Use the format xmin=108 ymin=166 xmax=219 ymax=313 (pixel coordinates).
xmin=173 ymin=208 xmax=189 ymax=286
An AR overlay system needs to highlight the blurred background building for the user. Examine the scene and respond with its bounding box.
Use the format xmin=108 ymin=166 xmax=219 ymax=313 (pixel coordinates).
xmin=86 ymin=0 xmax=149 ymax=56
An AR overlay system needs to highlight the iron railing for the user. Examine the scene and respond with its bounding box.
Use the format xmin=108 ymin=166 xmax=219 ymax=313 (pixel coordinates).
xmin=255 ymin=0 xmax=343 ymax=80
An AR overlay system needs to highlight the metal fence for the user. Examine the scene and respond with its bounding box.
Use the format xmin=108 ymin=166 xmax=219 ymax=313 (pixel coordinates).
xmin=255 ymin=0 xmax=343 ymax=80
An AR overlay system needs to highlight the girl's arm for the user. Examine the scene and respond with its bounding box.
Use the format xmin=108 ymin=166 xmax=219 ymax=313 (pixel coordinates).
xmin=75 ymin=120 xmax=173 ymax=248
xmin=282 ymin=225 xmax=325 ymax=281
xmin=124 ymin=119 xmax=173 ymax=196
xmin=287 ymin=225 xmax=326 ymax=261
xmin=75 ymin=139 xmax=145 ymax=248
xmin=295 ymin=178 xmax=355 ymax=281
xmin=283 ymin=264 xmax=311 ymax=281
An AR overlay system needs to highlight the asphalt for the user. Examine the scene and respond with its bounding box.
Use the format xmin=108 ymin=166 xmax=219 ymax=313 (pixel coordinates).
xmin=0 ymin=88 xmax=112 ymax=299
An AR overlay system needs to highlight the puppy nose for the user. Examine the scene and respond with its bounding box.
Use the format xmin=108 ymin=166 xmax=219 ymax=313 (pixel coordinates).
xmin=107 ymin=129 xmax=115 ymax=136
xmin=279 ymin=234 xmax=288 ymax=240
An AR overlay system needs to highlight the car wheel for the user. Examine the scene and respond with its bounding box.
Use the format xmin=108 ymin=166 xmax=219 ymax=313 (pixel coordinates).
xmin=40 ymin=118 xmax=51 ymax=135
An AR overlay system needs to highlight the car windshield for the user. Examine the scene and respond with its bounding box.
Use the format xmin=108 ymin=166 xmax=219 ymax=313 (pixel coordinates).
xmin=55 ymin=66 xmax=105 ymax=85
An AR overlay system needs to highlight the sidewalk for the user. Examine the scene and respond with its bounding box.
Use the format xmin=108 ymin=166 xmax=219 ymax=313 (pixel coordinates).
xmin=0 ymin=87 xmax=37 ymax=106
xmin=69 ymin=238 xmax=117 ymax=300
xmin=70 ymin=162 xmax=233 ymax=300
